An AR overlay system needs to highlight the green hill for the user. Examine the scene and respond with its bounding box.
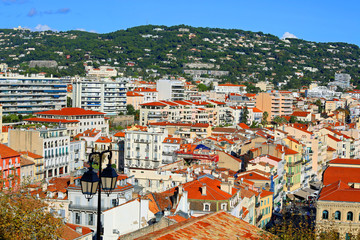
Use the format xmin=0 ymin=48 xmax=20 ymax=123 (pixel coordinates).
xmin=0 ymin=25 xmax=359 ymax=89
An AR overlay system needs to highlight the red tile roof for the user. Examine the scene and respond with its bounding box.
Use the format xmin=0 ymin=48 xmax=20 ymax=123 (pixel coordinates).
xmin=238 ymin=123 xmax=250 ymax=129
xmin=134 ymin=211 xmax=272 ymax=240
xmin=61 ymin=223 xmax=92 ymax=240
xmin=237 ymin=171 xmax=270 ymax=181
xmin=291 ymin=111 xmax=310 ymax=117
xmin=24 ymin=117 xmax=79 ymax=123
xmin=318 ymin=180 xmax=360 ymax=202
xmin=95 ymin=136 xmax=112 ymax=143
xmin=140 ymin=102 xmax=167 ymax=106
xmin=20 ymin=151 xmax=43 ymax=159
xmin=0 ymin=144 xmax=20 ymax=158
xmin=218 ymin=83 xmax=246 ymax=87
xmin=182 ymin=176 xmax=237 ymax=201
xmin=114 ymin=132 xmax=125 ymax=137
xmin=327 ymin=134 xmax=342 ymax=142
xmin=126 ymin=91 xmax=144 ymax=97
xmin=329 ymin=158 xmax=360 ymax=165
xmin=323 ymin=166 xmax=360 ymax=185
xmin=252 ymin=107 xmax=262 ymax=112
xmin=260 ymin=190 xmax=274 ymax=198
xmin=166 ymin=215 xmax=188 ymax=223
xmin=133 ymin=87 xmax=157 ymax=92
xmin=36 ymin=108 xmax=105 ymax=116
xmin=20 ymin=157 xmax=34 ymax=167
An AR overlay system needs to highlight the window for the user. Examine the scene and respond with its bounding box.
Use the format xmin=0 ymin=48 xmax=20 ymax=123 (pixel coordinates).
xmin=347 ymin=212 xmax=353 ymax=221
xmin=334 ymin=211 xmax=341 ymax=220
xmin=75 ymin=213 xmax=81 ymax=224
xmin=111 ymin=199 xmax=118 ymax=208
xmin=88 ymin=214 xmax=94 ymax=225
xmin=322 ymin=210 xmax=329 ymax=219
xmin=203 ymin=203 xmax=210 ymax=211
xmin=221 ymin=203 xmax=227 ymax=211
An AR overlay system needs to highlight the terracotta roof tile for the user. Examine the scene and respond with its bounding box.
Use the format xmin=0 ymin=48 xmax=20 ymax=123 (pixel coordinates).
xmin=134 ymin=211 xmax=272 ymax=240
xmin=36 ymin=108 xmax=105 ymax=116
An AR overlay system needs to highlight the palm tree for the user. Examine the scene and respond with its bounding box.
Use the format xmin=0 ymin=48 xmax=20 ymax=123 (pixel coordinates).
xmin=261 ymin=111 xmax=269 ymax=127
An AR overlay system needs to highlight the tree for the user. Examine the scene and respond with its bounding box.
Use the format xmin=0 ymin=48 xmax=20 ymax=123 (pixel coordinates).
xmin=273 ymin=116 xmax=287 ymax=127
xmin=126 ymin=104 xmax=136 ymax=115
xmin=289 ymin=116 xmax=297 ymax=123
xmin=197 ymin=83 xmax=209 ymax=92
xmin=240 ymin=107 xmax=249 ymax=124
xmin=261 ymin=111 xmax=269 ymax=126
xmin=0 ymin=184 xmax=63 ymax=239
xmin=67 ymin=96 xmax=72 ymax=107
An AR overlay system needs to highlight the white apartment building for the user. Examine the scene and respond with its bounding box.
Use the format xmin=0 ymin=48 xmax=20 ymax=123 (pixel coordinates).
xmin=68 ymin=177 xmax=133 ymax=232
xmin=0 ymin=76 xmax=69 ymax=115
xmin=125 ymin=128 xmax=167 ymax=169
xmin=85 ymin=65 xmax=118 ymax=78
xmin=156 ymin=79 xmax=185 ymax=101
xmin=215 ymin=83 xmax=247 ymax=94
xmin=9 ymin=127 xmax=71 ymax=179
xmin=69 ymin=140 xmax=85 ymax=173
xmin=73 ymin=79 xmax=127 ymax=115
xmin=133 ymin=87 xmax=158 ymax=103
xmin=30 ymin=107 xmax=109 ymax=136
xmin=139 ymin=100 xmax=228 ymax=126
xmin=230 ymin=107 xmax=263 ymax=126
xmin=162 ymin=137 xmax=182 ymax=164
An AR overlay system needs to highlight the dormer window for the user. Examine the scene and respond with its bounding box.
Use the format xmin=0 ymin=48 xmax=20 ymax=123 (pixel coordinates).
xmin=203 ymin=203 xmax=211 ymax=211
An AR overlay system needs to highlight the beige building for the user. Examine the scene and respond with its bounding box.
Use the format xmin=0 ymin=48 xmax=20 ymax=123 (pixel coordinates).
xmin=19 ymin=157 xmax=35 ymax=184
xmin=255 ymin=81 xmax=274 ymax=92
xmin=20 ymin=151 xmax=44 ymax=183
xmin=126 ymin=91 xmax=144 ymax=110
xmin=255 ymin=91 xmax=293 ymax=120
xmin=9 ymin=127 xmax=70 ymax=179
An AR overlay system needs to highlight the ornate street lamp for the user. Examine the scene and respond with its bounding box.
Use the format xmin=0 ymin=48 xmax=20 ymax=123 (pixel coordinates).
xmin=80 ymin=147 xmax=118 ymax=240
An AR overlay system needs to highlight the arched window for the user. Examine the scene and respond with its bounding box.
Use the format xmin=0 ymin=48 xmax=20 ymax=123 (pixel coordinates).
xmin=203 ymin=203 xmax=210 ymax=211
xmin=335 ymin=211 xmax=341 ymax=220
xmin=322 ymin=210 xmax=329 ymax=219
xmin=347 ymin=212 xmax=353 ymax=221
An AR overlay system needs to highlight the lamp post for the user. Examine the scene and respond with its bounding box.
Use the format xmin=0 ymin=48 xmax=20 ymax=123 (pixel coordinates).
xmin=80 ymin=147 xmax=118 ymax=240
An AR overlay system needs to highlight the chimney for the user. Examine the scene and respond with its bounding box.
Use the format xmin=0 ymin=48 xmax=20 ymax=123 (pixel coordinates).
xmin=201 ymin=184 xmax=207 ymax=196
xmin=75 ymin=227 xmax=82 ymax=234
xmin=178 ymin=184 xmax=183 ymax=195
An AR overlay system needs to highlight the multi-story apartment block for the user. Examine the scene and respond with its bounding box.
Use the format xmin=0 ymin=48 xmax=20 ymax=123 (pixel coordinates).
xmin=229 ymin=106 xmax=263 ymax=126
xmin=9 ymin=127 xmax=71 ymax=179
xmin=156 ymin=79 xmax=185 ymax=101
xmin=133 ymin=87 xmax=158 ymax=103
xmin=125 ymin=127 xmax=167 ymax=169
xmin=215 ymin=83 xmax=247 ymax=94
xmin=20 ymin=151 xmax=44 ymax=183
xmin=0 ymin=144 xmax=21 ymax=189
xmin=73 ymin=79 xmax=127 ymax=115
xmin=139 ymin=100 xmax=228 ymax=126
xmin=0 ymin=76 xmax=68 ymax=115
xmin=256 ymin=91 xmax=294 ymax=120
xmin=68 ymin=176 xmax=133 ymax=232
xmin=69 ymin=140 xmax=85 ymax=173
xmin=25 ymin=107 xmax=109 ymax=136
xmin=126 ymin=91 xmax=144 ymax=110
xmin=162 ymin=137 xmax=182 ymax=164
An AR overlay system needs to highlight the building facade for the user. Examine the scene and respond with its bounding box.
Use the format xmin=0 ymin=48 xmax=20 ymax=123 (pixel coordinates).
xmin=0 ymin=76 xmax=68 ymax=115
xmin=73 ymin=79 xmax=127 ymax=115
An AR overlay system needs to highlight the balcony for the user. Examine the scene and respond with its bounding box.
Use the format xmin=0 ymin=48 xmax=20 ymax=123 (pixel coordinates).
xmin=286 ymin=160 xmax=302 ymax=167
xmin=286 ymin=182 xmax=294 ymax=187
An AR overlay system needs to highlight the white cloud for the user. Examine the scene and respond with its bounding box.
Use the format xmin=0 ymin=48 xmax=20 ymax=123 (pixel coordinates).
xmin=281 ymin=32 xmax=297 ymax=40
xmin=33 ymin=24 xmax=53 ymax=31
xmin=75 ymin=28 xmax=86 ymax=31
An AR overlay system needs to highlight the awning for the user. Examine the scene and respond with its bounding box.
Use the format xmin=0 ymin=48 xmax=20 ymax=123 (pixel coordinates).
xmin=286 ymin=193 xmax=295 ymax=200
xmin=303 ymin=188 xmax=317 ymax=195
xmin=310 ymin=182 xmax=322 ymax=190
xmin=294 ymin=190 xmax=308 ymax=200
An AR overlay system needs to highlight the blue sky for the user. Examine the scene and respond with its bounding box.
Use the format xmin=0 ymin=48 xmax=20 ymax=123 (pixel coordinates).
xmin=1 ymin=0 xmax=360 ymax=46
